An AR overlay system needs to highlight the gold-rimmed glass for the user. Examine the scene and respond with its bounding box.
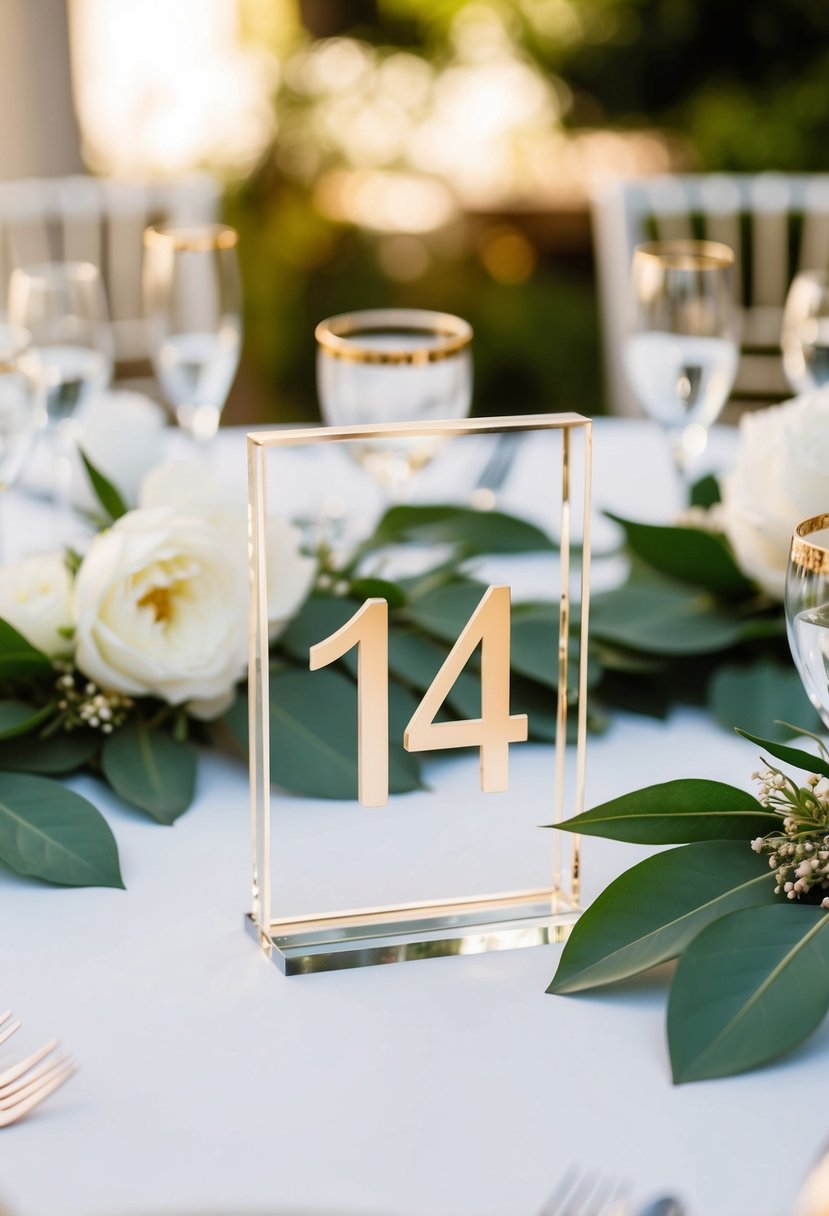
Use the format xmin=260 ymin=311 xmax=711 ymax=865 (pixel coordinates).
xmin=782 ymin=270 xmax=829 ymax=394
xmin=786 ymin=514 xmax=829 ymax=730
xmin=143 ymin=223 xmax=242 ymax=444
xmin=315 ymin=308 xmax=473 ymax=497
xmin=624 ymin=239 xmax=739 ymax=480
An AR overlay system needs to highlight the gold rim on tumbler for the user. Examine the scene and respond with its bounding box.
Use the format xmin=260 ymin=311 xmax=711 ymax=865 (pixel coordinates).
xmin=634 ymin=239 xmax=736 ymax=271
xmin=143 ymin=224 xmax=239 ymax=253
xmin=315 ymin=308 xmax=473 ymax=365
xmin=790 ymin=513 xmax=829 ymax=576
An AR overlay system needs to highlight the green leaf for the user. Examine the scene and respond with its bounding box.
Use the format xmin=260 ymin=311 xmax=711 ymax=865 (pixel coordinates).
xmin=101 ymin=721 xmax=197 ymax=824
xmin=590 ymin=583 xmax=746 ymax=655
xmin=371 ymin=504 xmax=554 ymax=555
xmin=0 ymin=618 xmax=52 ymax=680
xmin=349 ymin=577 xmax=407 ymax=609
xmin=0 ymin=772 xmax=123 ymax=888
xmin=0 ymin=700 xmax=54 ymax=739
xmin=278 ymin=594 xmax=361 ymax=675
xmin=0 ymin=729 xmax=99 ymax=774
xmin=607 ymin=513 xmax=752 ymax=599
xmin=387 ymin=628 xmax=480 ymax=718
xmin=270 ymin=666 xmax=422 ymax=798
xmin=404 ymin=579 xmax=489 ymax=644
xmin=710 ymin=663 xmax=821 ymax=739
xmin=690 ymin=473 xmax=722 ymax=509
xmin=548 ymin=841 xmax=776 ymax=994
xmin=668 ymin=904 xmax=829 ymax=1083
xmin=554 ymin=779 xmax=778 ymax=843
xmin=79 ymin=449 xmax=128 ymax=520
xmin=736 ymin=728 xmax=829 ymax=781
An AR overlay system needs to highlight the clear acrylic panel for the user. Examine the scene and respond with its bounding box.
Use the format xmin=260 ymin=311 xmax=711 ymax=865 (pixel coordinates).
xmin=247 ymin=415 xmax=591 ymax=973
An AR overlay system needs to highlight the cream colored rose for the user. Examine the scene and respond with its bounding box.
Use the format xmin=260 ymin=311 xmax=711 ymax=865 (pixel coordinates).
xmin=720 ymin=390 xmax=829 ymax=599
xmin=140 ymin=458 xmax=316 ymax=638
xmin=0 ymin=552 xmax=72 ymax=656
xmin=73 ymin=507 xmax=248 ymax=716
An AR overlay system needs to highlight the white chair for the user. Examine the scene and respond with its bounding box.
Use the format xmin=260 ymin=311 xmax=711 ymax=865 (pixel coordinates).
xmin=592 ymin=173 xmax=829 ymax=415
xmin=0 ymin=172 xmax=221 ymax=368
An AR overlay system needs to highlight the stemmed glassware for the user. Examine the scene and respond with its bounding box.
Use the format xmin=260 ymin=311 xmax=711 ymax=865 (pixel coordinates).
xmin=781 ymin=270 xmax=829 ymax=394
xmin=0 ymin=324 xmax=42 ymax=553
xmin=8 ymin=261 xmax=112 ymax=527
xmin=143 ymin=224 xmax=242 ymax=444
xmin=786 ymin=515 xmax=829 ymax=730
xmin=624 ymin=239 xmax=739 ymax=482
xmin=315 ymin=308 xmax=473 ymax=499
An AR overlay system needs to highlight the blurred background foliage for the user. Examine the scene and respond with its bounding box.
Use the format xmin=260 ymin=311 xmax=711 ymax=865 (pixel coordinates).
xmin=224 ymin=0 xmax=829 ymax=422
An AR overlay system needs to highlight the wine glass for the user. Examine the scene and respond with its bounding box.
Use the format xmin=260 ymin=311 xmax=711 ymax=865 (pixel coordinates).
xmin=786 ymin=514 xmax=829 ymax=730
xmin=624 ymin=240 xmax=739 ymax=481
xmin=143 ymin=224 xmax=242 ymax=444
xmin=781 ymin=270 xmax=829 ymax=394
xmin=315 ymin=308 xmax=473 ymax=498
xmin=8 ymin=261 xmax=112 ymax=527
xmin=0 ymin=324 xmax=43 ymax=555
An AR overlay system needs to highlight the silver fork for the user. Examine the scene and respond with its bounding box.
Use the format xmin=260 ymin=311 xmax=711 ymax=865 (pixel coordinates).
xmin=0 ymin=1010 xmax=77 ymax=1128
xmin=537 ymin=1167 xmax=630 ymax=1216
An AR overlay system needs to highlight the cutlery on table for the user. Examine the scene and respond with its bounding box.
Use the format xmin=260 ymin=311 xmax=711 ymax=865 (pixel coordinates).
xmin=0 ymin=1010 xmax=77 ymax=1127
xmin=537 ymin=1166 xmax=630 ymax=1216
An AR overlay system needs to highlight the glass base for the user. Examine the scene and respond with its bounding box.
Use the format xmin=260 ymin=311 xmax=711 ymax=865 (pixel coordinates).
xmin=245 ymin=891 xmax=580 ymax=975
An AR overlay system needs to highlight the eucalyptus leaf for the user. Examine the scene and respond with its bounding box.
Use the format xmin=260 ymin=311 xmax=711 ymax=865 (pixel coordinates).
xmin=101 ymin=722 xmax=197 ymax=824
xmin=349 ymin=577 xmax=407 ymax=609
xmin=548 ymin=841 xmax=776 ymax=994
xmin=668 ymin=904 xmax=829 ymax=1083
xmin=371 ymin=503 xmax=554 ymax=554
xmin=736 ymin=728 xmax=829 ymax=780
xmin=553 ymin=779 xmax=778 ymax=843
xmin=0 ymin=772 xmax=123 ymax=888
xmin=79 ymin=449 xmax=128 ymax=520
xmin=278 ymin=594 xmax=362 ymax=675
xmin=0 ymin=700 xmax=54 ymax=739
xmin=0 ymin=728 xmax=99 ymax=774
xmin=590 ymin=583 xmax=746 ymax=656
xmin=404 ymin=578 xmax=489 ymax=645
xmin=388 ymin=628 xmax=480 ymax=718
xmin=607 ymin=512 xmax=753 ymax=599
xmin=0 ymin=619 xmax=53 ymax=680
xmin=710 ymin=663 xmax=821 ymax=739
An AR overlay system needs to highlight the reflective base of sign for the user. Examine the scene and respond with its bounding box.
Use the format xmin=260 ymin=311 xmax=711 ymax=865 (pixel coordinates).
xmin=245 ymin=891 xmax=580 ymax=975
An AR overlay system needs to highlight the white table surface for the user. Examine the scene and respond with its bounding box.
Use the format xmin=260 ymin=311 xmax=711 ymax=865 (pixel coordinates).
xmin=1 ymin=419 xmax=820 ymax=1216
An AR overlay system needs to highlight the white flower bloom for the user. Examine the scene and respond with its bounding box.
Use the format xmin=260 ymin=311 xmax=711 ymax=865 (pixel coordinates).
xmin=0 ymin=552 xmax=72 ymax=655
xmin=720 ymin=389 xmax=829 ymax=598
xmin=141 ymin=458 xmax=316 ymax=639
xmin=73 ymin=391 xmax=166 ymax=510
xmin=73 ymin=507 xmax=249 ymax=714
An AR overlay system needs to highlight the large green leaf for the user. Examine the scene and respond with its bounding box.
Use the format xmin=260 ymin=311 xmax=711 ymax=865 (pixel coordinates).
xmin=590 ymin=583 xmax=746 ymax=655
xmin=0 ymin=773 xmax=123 ymax=888
xmin=79 ymin=449 xmax=128 ymax=520
xmin=607 ymin=513 xmax=753 ymax=599
xmin=548 ymin=841 xmax=776 ymax=994
xmin=0 ymin=728 xmax=99 ymax=773
xmin=371 ymin=504 xmax=554 ymax=554
xmin=735 ymin=728 xmax=829 ymax=780
xmin=0 ymin=619 xmax=53 ymax=680
xmin=690 ymin=473 xmax=722 ymax=509
xmin=269 ymin=666 xmax=422 ymax=798
xmin=388 ymin=628 xmax=481 ymax=719
xmin=554 ymin=779 xmax=778 ymax=843
xmin=101 ymin=722 xmax=197 ymax=824
xmin=278 ymin=594 xmax=361 ymax=675
xmin=668 ymin=904 xmax=829 ymax=1083
xmin=710 ymin=663 xmax=821 ymax=739
xmin=0 ymin=700 xmax=54 ymax=739
xmin=404 ymin=579 xmax=489 ymax=645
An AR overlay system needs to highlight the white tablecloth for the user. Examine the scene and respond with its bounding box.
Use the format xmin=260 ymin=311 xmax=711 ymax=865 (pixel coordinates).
xmin=1 ymin=419 xmax=818 ymax=1216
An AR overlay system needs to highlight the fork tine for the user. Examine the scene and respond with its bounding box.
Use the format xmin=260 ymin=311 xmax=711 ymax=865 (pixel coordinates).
xmin=0 ymin=1019 xmax=21 ymax=1048
xmin=0 ymin=1055 xmax=72 ymax=1106
xmin=537 ymin=1166 xmax=586 ymax=1216
xmin=0 ymin=1040 xmax=60 ymax=1090
xmin=0 ymin=1063 xmax=77 ymax=1128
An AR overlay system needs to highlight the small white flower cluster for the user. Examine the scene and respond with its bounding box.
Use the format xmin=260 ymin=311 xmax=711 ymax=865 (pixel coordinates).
xmin=750 ymin=763 xmax=829 ymax=909
xmin=54 ymin=665 xmax=133 ymax=734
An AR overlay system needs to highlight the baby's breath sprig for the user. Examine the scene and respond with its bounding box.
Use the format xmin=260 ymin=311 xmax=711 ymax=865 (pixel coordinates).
xmin=750 ymin=762 xmax=829 ymax=908
xmin=53 ymin=663 xmax=133 ymax=734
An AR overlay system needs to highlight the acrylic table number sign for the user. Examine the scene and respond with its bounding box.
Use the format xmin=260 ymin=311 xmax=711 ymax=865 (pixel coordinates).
xmin=245 ymin=414 xmax=592 ymax=974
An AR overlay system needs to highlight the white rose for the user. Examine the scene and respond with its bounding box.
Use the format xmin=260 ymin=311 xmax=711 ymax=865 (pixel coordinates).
xmin=0 ymin=552 xmax=72 ymax=655
xmin=141 ymin=458 xmax=316 ymax=638
xmin=73 ymin=507 xmax=248 ymax=717
xmin=720 ymin=389 xmax=829 ymax=599
xmin=73 ymin=391 xmax=166 ymax=510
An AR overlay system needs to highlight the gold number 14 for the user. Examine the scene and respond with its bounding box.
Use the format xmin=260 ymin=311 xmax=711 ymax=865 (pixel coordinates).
xmin=309 ymin=585 xmax=528 ymax=807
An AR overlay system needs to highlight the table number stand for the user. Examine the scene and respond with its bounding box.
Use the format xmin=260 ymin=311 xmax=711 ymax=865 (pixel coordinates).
xmin=245 ymin=414 xmax=592 ymax=974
